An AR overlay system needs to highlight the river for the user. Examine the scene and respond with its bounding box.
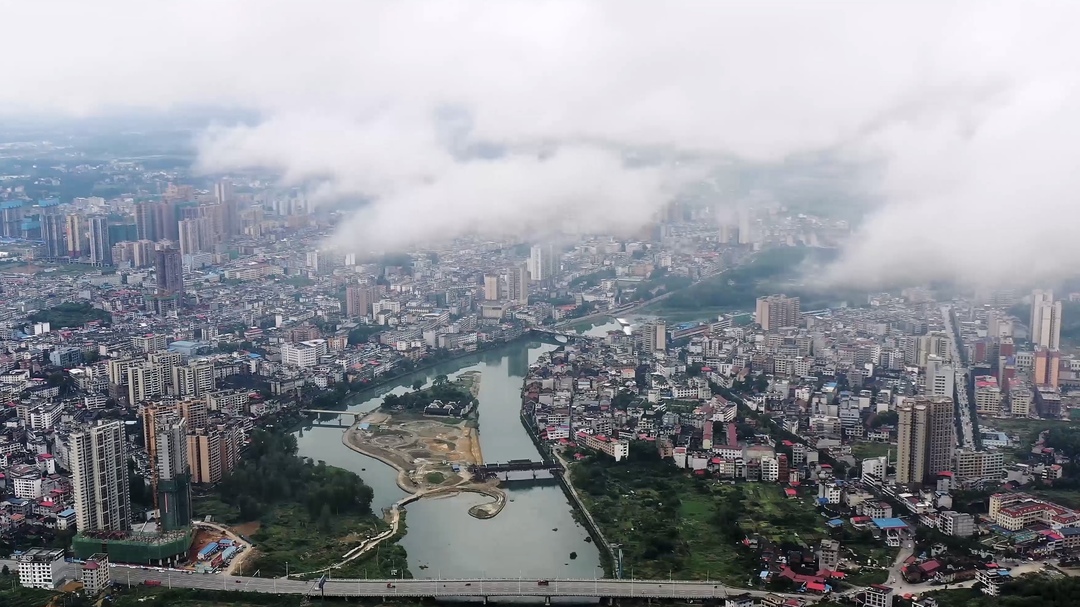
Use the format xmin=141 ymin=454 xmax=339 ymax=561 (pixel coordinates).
xmin=290 ymin=323 xmax=624 ymax=580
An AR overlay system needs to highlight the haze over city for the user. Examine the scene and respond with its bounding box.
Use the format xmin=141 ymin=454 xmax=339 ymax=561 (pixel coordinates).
xmin=4 ymin=1 xmax=1080 ymax=287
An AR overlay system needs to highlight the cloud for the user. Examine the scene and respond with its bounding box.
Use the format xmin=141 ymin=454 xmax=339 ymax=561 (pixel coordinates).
xmin=5 ymin=1 xmax=1080 ymax=284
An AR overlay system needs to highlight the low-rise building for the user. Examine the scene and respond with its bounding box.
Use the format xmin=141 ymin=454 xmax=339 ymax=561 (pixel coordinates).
xmin=81 ymin=553 xmax=110 ymax=594
xmin=18 ymin=547 xmax=65 ymax=589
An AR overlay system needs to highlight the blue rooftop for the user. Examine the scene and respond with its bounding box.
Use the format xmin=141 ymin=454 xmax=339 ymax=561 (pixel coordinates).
xmin=872 ymin=517 xmax=908 ymax=530
xmin=58 ymin=508 xmax=75 ymax=516
xmin=827 ymin=519 xmax=844 ymax=528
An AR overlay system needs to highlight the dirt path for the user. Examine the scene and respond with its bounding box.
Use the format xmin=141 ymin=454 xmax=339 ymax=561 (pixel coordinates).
xmin=465 ymin=426 xmax=484 ymax=465
xmin=341 ymin=419 xmax=505 ymax=520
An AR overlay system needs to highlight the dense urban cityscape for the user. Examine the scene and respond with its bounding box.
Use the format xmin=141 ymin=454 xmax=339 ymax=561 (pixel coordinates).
xmin=5 ymin=3 xmax=1080 ymax=607
xmin=0 ymin=141 xmax=1078 ymax=607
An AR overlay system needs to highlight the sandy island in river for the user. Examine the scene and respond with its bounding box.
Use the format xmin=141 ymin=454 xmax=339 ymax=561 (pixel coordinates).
xmin=342 ymin=371 xmax=506 ymax=518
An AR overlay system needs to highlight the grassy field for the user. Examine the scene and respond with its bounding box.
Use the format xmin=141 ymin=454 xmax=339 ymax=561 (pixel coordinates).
xmin=0 ymin=586 xmax=57 ymax=607
xmin=979 ymin=417 xmax=1073 ymax=450
xmin=851 ymin=442 xmax=895 ymax=461
xmin=248 ymin=504 xmax=403 ymax=579
xmin=193 ymin=499 xmax=408 ymax=580
xmin=572 ymin=454 xmax=827 ymax=584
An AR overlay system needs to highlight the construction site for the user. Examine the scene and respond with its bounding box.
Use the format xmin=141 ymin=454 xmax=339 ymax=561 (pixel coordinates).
xmin=343 ymin=371 xmax=507 ymax=519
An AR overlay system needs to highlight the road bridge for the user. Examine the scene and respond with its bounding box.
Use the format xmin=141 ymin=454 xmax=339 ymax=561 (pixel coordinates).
xmin=108 ymin=566 xmax=801 ymax=601
xmin=299 ymin=409 xmax=363 ymax=427
xmin=471 ymin=460 xmax=563 ymax=482
xmin=529 ymin=328 xmax=593 ymax=344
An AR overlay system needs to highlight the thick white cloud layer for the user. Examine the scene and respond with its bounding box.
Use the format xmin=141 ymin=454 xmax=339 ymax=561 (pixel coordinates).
xmin=5 ymin=1 xmax=1080 ymax=285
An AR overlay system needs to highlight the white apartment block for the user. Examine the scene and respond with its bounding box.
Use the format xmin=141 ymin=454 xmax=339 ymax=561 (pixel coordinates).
xmin=281 ymin=339 xmax=328 ymax=368
xmin=18 ymin=548 xmax=65 ymax=589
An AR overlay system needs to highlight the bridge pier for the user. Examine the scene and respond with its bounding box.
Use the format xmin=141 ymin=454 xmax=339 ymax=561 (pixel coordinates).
xmin=482 ymin=597 xmax=488 ymax=605
xmin=545 ymin=596 xmax=551 ymax=606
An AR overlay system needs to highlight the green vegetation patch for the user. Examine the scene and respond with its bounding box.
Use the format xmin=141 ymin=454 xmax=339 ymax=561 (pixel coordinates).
xmin=851 ymin=441 xmax=896 ymax=461
xmin=194 ymin=430 xmax=408 ymax=579
xmin=0 ymin=586 xmax=58 ymax=607
xmin=27 ymin=301 xmax=111 ymax=328
xmin=382 ymin=374 xmax=476 ymax=413
xmin=646 ymin=246 xmax=869 ymax=315
xmin=570 ymin=444 xmax=827 ymax=584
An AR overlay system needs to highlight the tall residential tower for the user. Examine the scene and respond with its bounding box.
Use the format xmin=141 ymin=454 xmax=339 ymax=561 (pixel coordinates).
xmin=71 ymin=421 xmax=131 ymax=533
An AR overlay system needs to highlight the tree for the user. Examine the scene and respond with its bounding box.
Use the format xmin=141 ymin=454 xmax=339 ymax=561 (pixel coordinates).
xmin=2 ymin=564 xmax=8 ymax=575
xmin=871 ymin=410 xmax=898 ymax=428
xmin=412 ymin=380 xmax=424 ymax=391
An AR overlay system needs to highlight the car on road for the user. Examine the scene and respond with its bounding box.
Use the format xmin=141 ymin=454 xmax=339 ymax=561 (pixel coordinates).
xmin=387 ymin=583 xmax=396 ymax=588
xmin=537 ymin=580 xmax=550 ymax=586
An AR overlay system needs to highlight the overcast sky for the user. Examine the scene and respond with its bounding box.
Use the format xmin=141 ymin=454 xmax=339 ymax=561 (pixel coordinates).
xmin=5 ymin=1 xmax=1080 ymax=286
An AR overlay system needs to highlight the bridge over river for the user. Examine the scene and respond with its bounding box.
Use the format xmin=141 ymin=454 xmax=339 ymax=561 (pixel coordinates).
xmin=471 ymin=459 xmax=564 ymax=482
xmin=106 ymin=565 xmax=798 ymax=602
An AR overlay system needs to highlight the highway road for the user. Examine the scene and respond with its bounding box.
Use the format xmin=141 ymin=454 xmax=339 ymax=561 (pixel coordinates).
xmin=110 ymin=565 xmax=792 ymax=599
xmin=941 ymin=305 xmax=975 ymax=449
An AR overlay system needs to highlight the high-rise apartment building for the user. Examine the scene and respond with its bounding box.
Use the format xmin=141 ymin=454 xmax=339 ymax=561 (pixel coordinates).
xmin=345 ymin=285 xmax=377 ymax=318
xmin=1031 ymin=289 xmax=1053 ymax=337
xmin=643 ymin=321 xmax=667 ymax=353
xmin=155 ymin=247 xmax=185 ymax=300
xmin=483 ymin=274 xmax=501 ymax=301
xmin=66 ymin=214 xmax=86 ymax=257
xmin=1031 ymin=291 xmax=1062 ymax=350
xmin=71 ymin=421 xmax=131 ymax=532
xmin=177 ymin=399 xmax=209 ymax=432
xmin=737 ymin=207 xmax=753 ymax=245
xmin=134 ymin=202 xmax=159 ymax=242
xmin=924 ymin=355 xmax=955 ymax=397
xmin=154 ymin=417 xmax=192 ymax=531
xmin=214 ymin=180 xmax=240 ymax=237
xmin=187 ymin=429 xmax=220 ymax=484
xmin=128 ymin=362 xmax=165 ymax=405
xmin=529 ymin=244 xmax=558 ymax=282
xmin=755 ymin=295 xmax=801 ymax=332
xmin=1034 ymin=347 xmax=1061 ymax=388
xmin=41 ymin=213 xmax=66 ymax=258
xmin=88 ymin=216 xmax=111 ymax=265
xmin=178 ymin=218 xmax=203 ymax=256
xmin=171 ymin=362 xmax=214 ymax=398
xmin=508 ymin=262 xmax=529 ymax=304
xmin=897 ymin=396 xmax=955 ymax=486
xmin=133 ymin=240 xmax=156 ymax=268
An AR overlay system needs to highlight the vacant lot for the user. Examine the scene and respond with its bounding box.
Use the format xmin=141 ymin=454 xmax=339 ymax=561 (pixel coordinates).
xmin=571 ymin=452 xmax=826 ymax=584
xmin=851 ymin=441 xmax=895 ymax=461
